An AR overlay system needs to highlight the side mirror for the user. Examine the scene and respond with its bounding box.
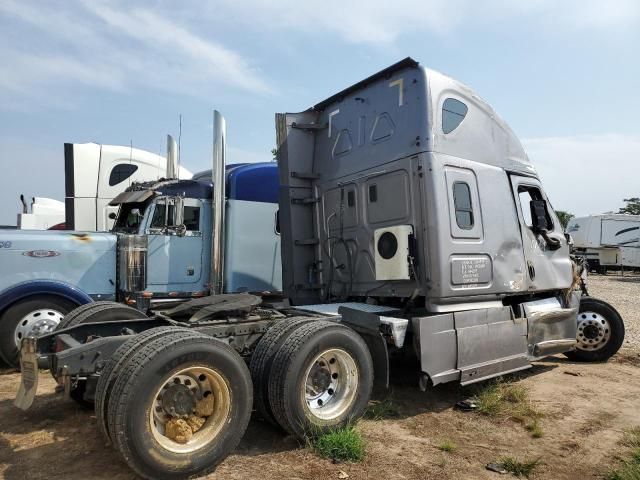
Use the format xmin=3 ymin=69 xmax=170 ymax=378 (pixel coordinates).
xmin=529 ymin=200 xmax=549 ymax=232
xmin=530 ymin=199 xmax=562 ymax=250
xmin=108 ymin=212 xmax=117 ymax=220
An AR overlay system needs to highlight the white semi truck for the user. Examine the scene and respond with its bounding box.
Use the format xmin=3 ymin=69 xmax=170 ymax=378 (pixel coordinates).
xmin=17 ymin=138 xmax=192 ymax=231
xmin=12 ymin=58 xmax=624 ymax=480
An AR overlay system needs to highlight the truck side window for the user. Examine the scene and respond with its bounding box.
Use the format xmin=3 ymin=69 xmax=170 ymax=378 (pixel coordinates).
xmin=109 ymin=164 xmax=139 ymax=186
xmin=518 ymin=186 xmax=553 ymax=230
xmin=151 ymin=204 xmax=175 ymax=229
xmin=183 ymin=206 xmax=200 ymax=231
xmin=442 ymin=98 xmax=468 ymax=134
xmin=453 ymin=181 xmax=474 ymax=229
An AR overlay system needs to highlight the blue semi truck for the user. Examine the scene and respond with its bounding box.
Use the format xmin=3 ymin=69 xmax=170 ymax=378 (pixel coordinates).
xmin=10 ymin=60 xmax=625 ymax=480
xmin=0 ymin=160 xmax=281 ymax=366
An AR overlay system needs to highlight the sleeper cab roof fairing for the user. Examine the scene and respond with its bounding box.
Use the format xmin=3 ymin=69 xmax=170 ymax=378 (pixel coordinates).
xmin=309 ymin=56 xmax=535 ymax=177
xmin=111 ymin=163 xmax=280 ymax=206
xmin=192 ymin=162 xmax=280 ymax=204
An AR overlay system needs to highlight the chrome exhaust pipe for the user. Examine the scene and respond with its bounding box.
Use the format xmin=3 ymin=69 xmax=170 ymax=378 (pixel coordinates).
xmin=166 ymin=135 xmax=178 ymax=179
xmin=210 ymin=110 xmax=226 ymax=295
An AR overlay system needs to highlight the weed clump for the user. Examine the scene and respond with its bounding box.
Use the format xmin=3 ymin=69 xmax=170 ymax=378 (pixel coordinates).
xmin=436 ymin=439 xmax=457 ymax=452
xmin=309 ymin=425 xmax=365 ymax=463
xmin=473 ymin=380 xmax=543 ymax=437
xmin=365 ymin=398 xmax=399 ymax=420
xmin=500 ymin=457 xmax=541 ymax=478
xmin=608 ymin=427 xmax=640 ymax=480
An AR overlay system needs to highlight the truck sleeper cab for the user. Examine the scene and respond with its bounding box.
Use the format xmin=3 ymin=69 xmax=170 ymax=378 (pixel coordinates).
xmin=13 ymin=62 xmax=625 ymax=480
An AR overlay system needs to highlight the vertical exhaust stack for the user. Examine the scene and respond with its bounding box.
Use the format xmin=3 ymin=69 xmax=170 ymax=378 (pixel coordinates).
xmin=166 ymin=135 xmax=178 ymax=179
xmin=210 ymin=110 xmax=226 ymax=295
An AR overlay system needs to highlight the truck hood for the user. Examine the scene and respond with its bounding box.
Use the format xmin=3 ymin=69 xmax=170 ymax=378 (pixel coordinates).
xmin=0 ymin=230 xmax=116 ymax=252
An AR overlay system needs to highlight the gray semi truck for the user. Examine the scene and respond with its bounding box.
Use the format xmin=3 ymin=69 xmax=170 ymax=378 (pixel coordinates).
xmin=14 ymin=58 xmax=624 ymax=480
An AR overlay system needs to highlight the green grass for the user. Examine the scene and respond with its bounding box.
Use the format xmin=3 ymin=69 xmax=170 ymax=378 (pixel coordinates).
xmin=607 ymin=428 xmax=640 ymax=480
xmin=621 ymin=427 xmax=640 ymax=449
xmin=500 ymin=457 xmax=541 ymax=478
xmin=309 ymin=425 xmax=365 ymax=462
xmin=364 ymin=398 xmax=399 ymax=420
xmin=473 ymin=380 xmax=543 ymax=437
xmin=436 ymin=439 xmax=457 ymax=453
xmin=525 ymin=420 xmax=543 ymax=438
xmin=607 ymin=452 xmax=640 ymax=480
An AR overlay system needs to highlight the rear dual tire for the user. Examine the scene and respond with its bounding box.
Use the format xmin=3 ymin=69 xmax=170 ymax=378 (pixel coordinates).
xmin=99 ymin=330 xmax=252 ymax=480
xmin=255 ymin=319 xmax=374 ymax=438
xmin=53 ymin=302 xmax=147 ymax=408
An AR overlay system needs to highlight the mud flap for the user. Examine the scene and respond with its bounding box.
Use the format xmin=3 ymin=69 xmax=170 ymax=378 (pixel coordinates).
xmin=14 ymin=337 xmax=39 ymax=411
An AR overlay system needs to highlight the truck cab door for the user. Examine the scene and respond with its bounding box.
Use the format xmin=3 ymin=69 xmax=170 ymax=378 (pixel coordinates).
xmin=509 ymin=176 xmax=572 ymax=291
xmin=145 ymin=198 xmax=207 ymax=295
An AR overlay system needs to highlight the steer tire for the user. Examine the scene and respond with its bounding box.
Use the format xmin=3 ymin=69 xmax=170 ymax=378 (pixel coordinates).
xmin=96 ymin=326 xmax=203 ymax=445
xmin=249 ymin=317 xmax=313 ymax=425
xmin=108 ymin=333 xmax=252 ymax=480
xmin=267 ymin=320 xmax=373 ymax=439
xmin=0 ymin=295 xmax=76 ymax=368
xmin=564 ymin=297 xmax=625 ymax=362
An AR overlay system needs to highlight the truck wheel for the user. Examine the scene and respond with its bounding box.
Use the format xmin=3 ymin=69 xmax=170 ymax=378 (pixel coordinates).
xmin=52 ymin=303 xmax=147 ymax=408
xmin=249 ymin=317 xmax=313 ymax=425
xmin=96 ymin=326 xmax=204 ymax=445
xmin=54 ymin=301 xmax=123 ymax=331
xmin=267 ymin=320 xmax=373 ymax=438
xmin=108 ymin=333 xmax=252 ymax=480
xmin=565 ymin=297 xmax=625 ymax=362
xmin=0 ymin=295 xmax=76 ymax=367
xmin=56 ymin=302 xmax=144 ymax=332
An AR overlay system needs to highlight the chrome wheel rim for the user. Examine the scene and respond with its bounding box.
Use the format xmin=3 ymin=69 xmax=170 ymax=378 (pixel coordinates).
xmin=576 ymin=311 xmax=611 ymax=351
xmin=14 ymin=308 xmax=64 ymax=347
xmin=303 ymin=348 xmax=359 ymax=421
xmin=149 ymin=365 xmax=231 ymax=453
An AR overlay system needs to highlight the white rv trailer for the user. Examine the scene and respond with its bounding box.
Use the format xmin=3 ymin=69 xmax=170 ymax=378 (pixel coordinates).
xmin=17 ymin=138 xmax=192 ymax=232
xmin=567 ymin=214 xmax=640 ymax=270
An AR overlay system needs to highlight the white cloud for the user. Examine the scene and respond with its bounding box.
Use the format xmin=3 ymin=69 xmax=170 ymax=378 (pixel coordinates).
xmin=0 ymin=0 xmax=271 ymax=109
xmin=523 ymin=134 xmax=640 ymax=217
xmin=0 ymin=0 xmax=636 ymax=108
xmin=211 ymin=0 xmax=640 ymax=46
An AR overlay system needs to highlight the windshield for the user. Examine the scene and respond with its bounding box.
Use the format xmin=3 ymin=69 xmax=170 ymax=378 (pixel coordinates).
xmin=112 ymin=202 xmax=149 ymax=233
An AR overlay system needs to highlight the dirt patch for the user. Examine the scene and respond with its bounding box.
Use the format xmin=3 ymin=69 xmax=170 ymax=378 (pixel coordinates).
xmin=0 ymin=274 xmax=639 ymax=479
xmin=0 ymin=357 xmax=638 ymax=480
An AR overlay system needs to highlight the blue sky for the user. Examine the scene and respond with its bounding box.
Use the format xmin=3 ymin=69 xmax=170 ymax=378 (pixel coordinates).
xmin=1 ymin=0 xmax=639 ymax=225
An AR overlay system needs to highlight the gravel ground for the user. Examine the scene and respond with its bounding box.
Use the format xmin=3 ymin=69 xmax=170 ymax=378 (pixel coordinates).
xmin=587 ymin=273 xmax=640 ymax=352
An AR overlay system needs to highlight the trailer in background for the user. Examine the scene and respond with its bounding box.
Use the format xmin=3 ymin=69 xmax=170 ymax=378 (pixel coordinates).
xmin=567 ymin=214 xmax=640 ymax=272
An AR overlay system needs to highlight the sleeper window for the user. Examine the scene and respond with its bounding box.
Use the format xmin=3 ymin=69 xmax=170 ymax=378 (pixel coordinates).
xmin=453 ymin=182 xmax=474 ymax=229
xmin=109 ymin=164 xmax=138 ymax=186
xmin=442 ymin=98 xmax=468 ymax=134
